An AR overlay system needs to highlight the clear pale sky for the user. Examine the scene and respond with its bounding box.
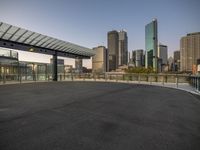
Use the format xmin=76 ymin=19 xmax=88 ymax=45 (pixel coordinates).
xmin=0 ymin=0 xmax=199 ymax=68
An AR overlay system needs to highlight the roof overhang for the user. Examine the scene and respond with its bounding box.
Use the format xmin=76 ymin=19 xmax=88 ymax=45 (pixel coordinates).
xmin=0 ymin=22 xmax=95 ymax=59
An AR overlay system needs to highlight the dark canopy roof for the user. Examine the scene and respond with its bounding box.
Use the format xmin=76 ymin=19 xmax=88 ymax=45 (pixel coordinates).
xmin=0 ymin=22 xmax=94 ymax=58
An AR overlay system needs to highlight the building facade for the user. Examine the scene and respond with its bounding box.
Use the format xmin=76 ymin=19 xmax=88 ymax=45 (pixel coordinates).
xmin=118 ymin=30 xmax=128 ymax=66
xmin=0 ymin=48 xmax=19 ymax=80
xmin=145 ymin=19 xmax=158 ymax=72
xmin=107 ymin=30 xmax=128 ymax=71
xmin=0 ymin=47 xmax=72 ymax=81
xmin=132 ymin=49 xmax=144 ymax=67
xmin=158 ymin=44 xmax=168 ymax=65
xmin=107 ymin=30 xmax=119 ymax=71
xmin=92 ymin=46 xmax=108 ymax=73
xmin=180 ymin=32 xmax=200 ymax=72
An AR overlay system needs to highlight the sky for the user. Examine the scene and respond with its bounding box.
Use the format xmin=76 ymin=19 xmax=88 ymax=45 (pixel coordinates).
xmin=0 ymin=0 xmax=199 ymax=68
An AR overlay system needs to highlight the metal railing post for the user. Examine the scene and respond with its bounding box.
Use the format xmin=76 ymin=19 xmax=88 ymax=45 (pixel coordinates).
xmin=3 ymin=74 xmax=6 ymax=84
xmin=71 ymin=73 xmax=74 ymax=81
xmin=138 ymin=74 xmax=140 ymax=83
xmin=20 ymin=73 xmax=22 ymax=84
xmin=162 ymin=75 xmax=164 ymax=86
xmin=192 ymin=77 xmax=194 ymax=88
xmin=195 ymin=77 xmax=198 ymax=90
xmin=150 ymin=75 xmax=152 ymax=85
xmin=176 ymin=76 xmax=178 ymax=88
xmin=94 ymin=73 xmax=96 ymax=81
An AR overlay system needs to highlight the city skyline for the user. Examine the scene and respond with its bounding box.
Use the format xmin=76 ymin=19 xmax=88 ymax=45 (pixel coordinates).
xmin=0 ymin=0 xmax=199 ymax=68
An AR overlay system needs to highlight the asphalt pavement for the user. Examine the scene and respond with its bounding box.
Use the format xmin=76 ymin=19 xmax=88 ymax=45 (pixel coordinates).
xmin=0 ymin=81 xmax=200 ymax=150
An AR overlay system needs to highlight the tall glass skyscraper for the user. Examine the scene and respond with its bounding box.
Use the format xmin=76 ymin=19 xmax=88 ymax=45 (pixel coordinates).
xmin=145 ymin=19 xmax=158 ymax=72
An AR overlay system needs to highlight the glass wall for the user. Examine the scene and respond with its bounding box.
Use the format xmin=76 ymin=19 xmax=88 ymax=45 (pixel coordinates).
xmin=145 ymin=19 xmax=158 ymax=71
xmin=0 ymin=48 xmax=18 ymax=59
xmin=0 ymin=61 xmax=73 ymax=83
xmin=0 ymin=48 xmax=73 ymax=83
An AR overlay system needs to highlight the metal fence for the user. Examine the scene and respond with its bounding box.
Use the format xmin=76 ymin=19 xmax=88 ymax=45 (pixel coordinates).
xmin=0 ymin=72 xmax=191 ymax=86
xmin=189 ymin=76 xmax=200 ymax=91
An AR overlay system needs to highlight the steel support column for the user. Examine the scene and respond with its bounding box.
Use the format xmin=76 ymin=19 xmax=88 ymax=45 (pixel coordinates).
xmin=52 ymin=52 xmax=58 ymax=81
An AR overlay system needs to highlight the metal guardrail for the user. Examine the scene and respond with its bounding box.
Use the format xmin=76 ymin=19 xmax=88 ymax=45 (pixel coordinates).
xmin=0 ymin=73 xmax=191 ymax=86
xmin=189 ymin=76 xmax=200 ymax=91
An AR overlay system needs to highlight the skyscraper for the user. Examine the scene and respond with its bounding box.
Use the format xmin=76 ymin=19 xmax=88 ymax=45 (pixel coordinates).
xmin=107 ymin=30 xmax=128 ymax=71
xmin=92 ymin=46 xmax=108 ymax=73
xmin=107 ymin=30 xmax=119 ymax=71
xmin=174 ymin=50 xmax=180 ymax=71
xmin=145 ymin=19 xmax=158 ymax=72
xmin=158 ymin=44 xmax=168 ymax=65
xmin=118 ymin=30 xmax=128 ymax=66
xmin=180 ymin=32 xmax=200 ymax=72
xmin=132 ymin=49 xmax=144 ymax=67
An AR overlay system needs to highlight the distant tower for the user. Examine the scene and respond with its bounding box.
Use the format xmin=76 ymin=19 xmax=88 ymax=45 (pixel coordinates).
xmin=158 ymin=44 xmax=168 ymax=65
xmin=118 ymin=30 xmax=128 ymax=66
xmin=145 ymin=19 xmax=158 ymax=72
xmin=107 ymin=30 xmax=119 ymax=71
xmin=132 ymin=49 xmax=144 ymax=67
xmin=128 ymin=51 xmax=131 ymax=63
xmin=92 ymin=46 xmax=108 ymax=73
xmin=174 ymin=50 xmax=180 ymax=71
xmin=107 ymin=30 xmax=128 ymax=71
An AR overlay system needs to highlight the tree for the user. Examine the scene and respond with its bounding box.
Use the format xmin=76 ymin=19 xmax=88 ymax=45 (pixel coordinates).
xmin=125 ymin=67 xmax=155 ymax=74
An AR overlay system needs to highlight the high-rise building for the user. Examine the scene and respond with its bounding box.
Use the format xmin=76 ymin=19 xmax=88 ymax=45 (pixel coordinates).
xmin=108 ymin=30 xmax=119 ymax=71
xmin=158 ymin=44 xmax=168 ymax=65
xmin=92 ymin=46 xmax=108 ymax=73
xmin=128 ymin=51 xmax=131 ymax=63
xmin=145 ymin=19 xmax=158 ymax=72
xmin=107 ymin=30 xmax=128 ymax=71
xmin=180 ymin=32 xmax=200 ymax=72
xmin=118 ymin=30 xmax=128 ymax=66
xmin=132 ymin=49 xmax=144 ymax=67
xmin=174 ymin=50 xmax=180 ymax=71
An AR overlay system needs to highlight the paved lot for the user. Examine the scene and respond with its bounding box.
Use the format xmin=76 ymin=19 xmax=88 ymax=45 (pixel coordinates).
xmin=0 ymin=81 xmax=200 ymax=150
